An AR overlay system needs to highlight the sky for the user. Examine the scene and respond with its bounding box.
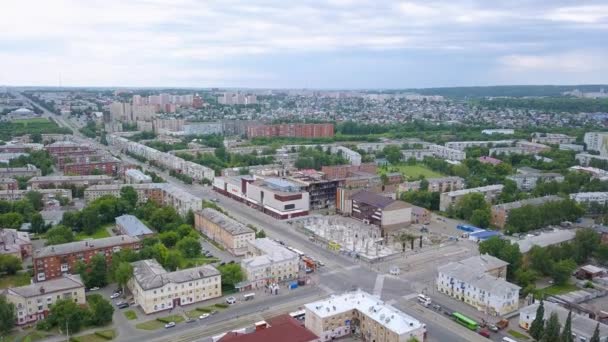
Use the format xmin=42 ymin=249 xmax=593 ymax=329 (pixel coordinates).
xmin=1 ymin=0 xmax=607 ymax=89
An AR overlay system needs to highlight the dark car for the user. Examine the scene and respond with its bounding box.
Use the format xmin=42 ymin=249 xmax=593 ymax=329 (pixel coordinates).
xmin=117 ymin=302 xmax=129 ymax=309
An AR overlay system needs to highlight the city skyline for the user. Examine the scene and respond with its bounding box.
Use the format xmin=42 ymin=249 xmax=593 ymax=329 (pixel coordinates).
xmin=2 ymin=0 xmax=608 ymax=88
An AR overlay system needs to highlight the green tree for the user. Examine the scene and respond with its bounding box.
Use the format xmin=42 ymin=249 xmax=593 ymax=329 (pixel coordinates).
xmin=114 ymin=262 xmax=134 ymax=293
xmin=30 ymin=133 xmax=42 ymax=143
xmin=0 ymin=212 xmax=24 ymax=229
xmin=120 ymin=186 xmax=138 ymax=209
xmin=219 ymin=263 xmax=244 ymax=287
xmin=0 ymin=295 xmax=15 ymax=335
xmin=470 ymin=208 xmax=491 ymax=228
xmin=256 ymin=229 xmax=266 ymax=238
xmin=152 ymin=243 xmax=169 ymax=265
xmin=528 ymin=245 xmax=554 ymax=276
xmin=551 ymin=259 xmax=577 ymax=285
xmin=86 ymin=254 xmax=108 ymax=288
xmin=176 ymin=236 xmax=201 ymax=258
xmin=596 ymin=244 xmax=608 ymax=266
xmin=383 ymin=145 xmax=402 ymax=165
xmin=159 ymin=231 xmax=180 ymax=248
xmin=86 ymin=294 xmax=114 ymax=326
xmin=0 ymin=255 xmax=23 ymax=275
xmin=80 ymin=207 xmax=101 ymax=235
xmin=529 ymin=300 xmax=545 ymax=341
xmin=186 ymin=209 xmax=195 ymax=226
xmin=165 ymin=250 xmax=182 ymax=271
xmin=30 ymin=212 xmax=46 ymax=234
xmin=560 ymin=311 xmax=573 ymax=342
xmin=149 ymin=207 xmax=182 ymax=232
xmin=455 ymin=192 xmax=488 ymax=221
xmin=47 ymin=299 xmax=86 ymax=333
xmin=478 ymin=237 xmax=522 ymax=280
xmin=590 ymin=323 xmax=601 ymax=342
xmin=25 ymin=191 xmax=44 ymax=211
xmin=541 ymin=312 xmax=561 ymax=342
xmin=572 ymin=229 xmax=600 ymax=264
xmin=46 ymin=225 xmax=75 ymax=245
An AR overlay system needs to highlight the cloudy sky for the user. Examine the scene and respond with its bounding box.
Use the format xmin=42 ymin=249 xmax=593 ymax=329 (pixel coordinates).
xmin=1 ymin=0 xmax=607 ymax=88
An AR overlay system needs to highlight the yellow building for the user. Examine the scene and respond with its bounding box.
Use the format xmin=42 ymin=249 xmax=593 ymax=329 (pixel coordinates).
xmin=194 ymin=208 xmax=255 ymax=256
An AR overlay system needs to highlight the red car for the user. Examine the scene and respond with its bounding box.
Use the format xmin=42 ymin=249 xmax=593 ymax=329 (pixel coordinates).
xmin=478 ymin=329 xmax=491 ymax=338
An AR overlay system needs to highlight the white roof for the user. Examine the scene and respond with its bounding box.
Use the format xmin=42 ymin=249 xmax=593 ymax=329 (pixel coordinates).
xmin=512 ymin=229 xmax=576 ymax=253
xmin=242 ymin=238 xmax=297 ymax=268
xmin=305 ymin=290 xmax=424 ymax=336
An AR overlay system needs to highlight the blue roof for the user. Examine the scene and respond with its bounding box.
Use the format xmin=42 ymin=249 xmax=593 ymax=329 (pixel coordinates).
xmin=115 ymin=214 xmax=154 ymax=237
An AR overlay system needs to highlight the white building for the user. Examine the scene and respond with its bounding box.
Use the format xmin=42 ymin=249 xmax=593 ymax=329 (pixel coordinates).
xmin=584 ymin=132 xmax=608 ymax=156
xmin=570 ymin=192 xmax=608 ymax=206
xmin=569 ymin=166 xmax=608 ymax=179
xmin=507 ymin=172 xmax=564 ymax=191
xmin=510 ymin=229 xmax=576 ymax=253
xmin=183 ymin=122 xmax=223 ymax=136
xmin=436 ymin=255 xmax=520 ymax=316
xmin=401 ymin=149 xmax=434 ymax=161
xmin=429 ymin=144 xmax=467 ymax=161
xmin=482 ymin=129 xmax=515 ymax=135
xmin=519 ymin=301 xmax=608 ymax=341
xmin=332 ymin=146 xmax=362 ymax=166
xmin=305 ymin=291 xmax=426 ymax=342
xmin=531 ymin=133 xmax=576 ymax=145
xmin=576 ymin=153 xmax=608 ymax=166
xmin=439 ymin=184 xmax=504 ymax=211
xmin=445 ymin=140 xmax=515 ymax=151
xmin=125 ymin=169 xmax=152 ymax=184
xmin=241 ymin=238 xmax=299 ymax=288
xmin=129 ymin=259 xmax=221 ymax=314
xmin=559 ymin=144 xmax=585 ymax=152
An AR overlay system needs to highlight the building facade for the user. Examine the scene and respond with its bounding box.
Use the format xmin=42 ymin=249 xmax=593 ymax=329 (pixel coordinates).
xmin=27 ymin=175 xmax=114 ymax=190
xmin=241 ymin=238 xmax=299 ymax=288
xmin=0 ymin=228 xmax=32 ymax=260
xmin=350 ymin=190 xmax=411 ymax=235
xmin=247 ymin=123 xmax=334 ymax=139
xmin=194 ymin=208 xmax=255 ymax=256
xmin=491 ymin=195 xmax=562 ymax=229
xmin=439 ymin=184 xmax=504 ymax=212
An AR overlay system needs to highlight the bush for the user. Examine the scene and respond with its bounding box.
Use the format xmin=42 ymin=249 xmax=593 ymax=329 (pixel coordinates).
xmin=196 ymin=307 xmax=212 ymax=313
xmin=156 ymin=317 xmax=173 ymax=323
xmin=214 ymin=303 xmax=228 ymax=309
xmin=584 ymin=281 xmax=595 ymax=289
xmin=36 ymin=319 xmax=52 ymax=331
xmin=94 ymin=330 xmax=116 ymax=340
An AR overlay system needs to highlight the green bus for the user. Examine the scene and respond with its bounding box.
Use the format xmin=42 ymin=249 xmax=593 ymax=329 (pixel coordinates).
xmin=452 ymin=312 xmax=478 ymax=330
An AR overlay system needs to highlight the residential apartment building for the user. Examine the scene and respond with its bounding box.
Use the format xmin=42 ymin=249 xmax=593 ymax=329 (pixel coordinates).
xmin=570 ymin=192 xmax=608 ymax=206
xmin=183 ymin=122 xmax=223 ymax=135
xmin=0 ymin=164 xmax=41 ymax=178
xmin=115 ymin=214 xmax=155 ymax=239
xmin=2 ymin=274 xmax=85 ymax=326
xmin=194 ymin=208 xmax=255 ymax=256
xmin=570 ymin=166 xmax=608 ymax=179
xmin=0 ymin=143 xmax=44 ymax=153
xmin=576 ymin=153 xmax=608 ymax=166
xmin=401 ymin=149 xmax=434 ymax=161
xmin=445 ymin=140 xmax=514 ymax=151
xmin=398 ymin=176 xmax=464 ymax=193
xmin=584 ymin=132 xmax=608 ymax=156
xmin=350 ymin=190 xmax=411 ymax=235
xmin=247 ymin=123 xmax=334 ymax=139
xmin=27 ymin=175 xmax=114 ymax=190
xmin=516 ymin=140 xmax=551 ymax=154
xmin=62 ymin=156 xmax=121 ymax=176
xmin=436 ymin=255 xmax=520 ymax=316
xmin=507 ymin=172 xmax=565 ymax=191
xmin=305 ymin=290 xmax=426 ymax=342
xmin=331 ymin=146 xmax=361 ymax=166
xmin=125 ymin=168 xmax=152 ymax=184
xmin=491 ymin=195 xmax=562 ymax=229
xmin=0 ymin=178 xmax=18 ymax=190
xmin=0 ymin=228 xmax=32 ymax=260
xmin=33 ymin=235 xmax=140 ymax=282
xmin=84 ymin=183 xmax=202 ymax=214
xmin=482 ymin=129 xmax=515 ymax=135
xmin=129 ymin=259 xmax=221 ymax=314
xmin=0 ymin=188 xmax=72 ymax=202
xmin=45 ymin=140 xmax=91 ymax=154
xmin=519 ymin=301 xmax=608 ymax=341
xmin=531 ymin=133 xmax=576 ymax=145
xmin=439 ymin=184 xmax=504 ymax=211
xmin=428 ymin=144 xmax=467 ymax=161
xmin=241 ymin=238 xmax=299 ymax=288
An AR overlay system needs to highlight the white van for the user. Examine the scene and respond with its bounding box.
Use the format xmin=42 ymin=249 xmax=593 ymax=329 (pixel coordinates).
xmin=417 ymin=294 xmax=431 ymax=307
xmin=502 ymin=337 xmax=518 ymax=342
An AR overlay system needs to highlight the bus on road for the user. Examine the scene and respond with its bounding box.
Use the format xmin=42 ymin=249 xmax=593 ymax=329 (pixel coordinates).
xmin=452 ymin=312 xmax=479 ymax=330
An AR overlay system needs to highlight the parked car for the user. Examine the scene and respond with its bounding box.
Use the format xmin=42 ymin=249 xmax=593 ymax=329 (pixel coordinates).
xmin=389 ymin=266 xmax=400 ymax=275
xmin=165 ymin=322 xmax=176 ymax=328
xmin=488 ymin=324 xmax=499 ymax=333
xmin=305 ymin=267 xmax=313 ymax=274
xmin=117 ymin=302 xmax=129 ymax=309
xmin=199 ymin=313 xmax=210 ymax=319
xmin=478 ymin=329 xmax=491 ymax=338
xmin=185 ymin=318 xmax=195 ymax=323
xmin=226 ymin=296 xmax=236 ymax=304
xmin=88 ymin=287 xmax=100 ymax=292
xmin=110 ymin=293 xmax=121 ymax=299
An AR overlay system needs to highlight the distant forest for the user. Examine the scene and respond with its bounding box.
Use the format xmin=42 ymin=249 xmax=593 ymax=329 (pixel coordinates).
xmin=398 ymin=85 xmax=608 ymax=98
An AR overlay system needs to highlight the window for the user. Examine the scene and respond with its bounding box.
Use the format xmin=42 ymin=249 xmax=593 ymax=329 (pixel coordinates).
xmin=284 ymin=204 xmax=295 ymax=210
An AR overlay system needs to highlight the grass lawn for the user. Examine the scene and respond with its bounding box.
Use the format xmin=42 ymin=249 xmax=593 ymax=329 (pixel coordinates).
xmin=380 ymin=164 xmax=444 ymax=180
xmin=186 ymin=309 xmax=201 ymax=319
xmin=124 ymin=310 xmax=137 ymax=320
xmin=535 ymin=283 xmax=578 ymax=298
xmin=135 ymin=319 xmax=165 ymax=331
xmin=5 ymin=329 xmax=53 ymax=342
xmin=75 ymin=227 xmax=111 ymax=241
xmin=158 ymin=314 xmax=185 ymax=323
xmin=71 ymin=329 xmax=117 ymax=342
xmin=11 ymin=118 xmax=51 ymax=124
xmin=0 ymin=272 xmax=31 ymax=289
xmin=508 ymin=330 xmax=530 ymax=340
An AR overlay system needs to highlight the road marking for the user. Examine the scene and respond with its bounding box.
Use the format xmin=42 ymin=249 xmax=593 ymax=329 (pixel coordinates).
xmin=323 ymin=264 xmax=361 ymax=276
xmin=373 ymin=274 xmax=385 ymax=296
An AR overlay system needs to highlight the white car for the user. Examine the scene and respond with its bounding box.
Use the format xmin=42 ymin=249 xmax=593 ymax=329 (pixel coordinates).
xmin=165 ymin=322 xmax=176 ymax=328
xmin=226 ymin=296 xmax=236 ymax=304
xmin=89 ymin=287 xmax=100 ymax=291
xmin=199 ymin=313 xmax=210 ymax=319
xmin=110 ymin=293 xmax=121 ymax=299
xmin=389 ymin=266 xmax=400 ymax=275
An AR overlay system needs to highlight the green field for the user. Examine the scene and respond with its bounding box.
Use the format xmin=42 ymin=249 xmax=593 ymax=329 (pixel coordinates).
xmin=0 ymin=272 xmax=31 ymax=289
xmin=124 ymin=310 xmax=138 ymax=320
xmin=0 ymin=119 xmax=71 ymax=141
xmin=508 ymin=330 xmax=530 ymax=340
xmin=75 ymin=227 xmax=111 ymax=241
xmin=380 ymin=164 xmax=444 ymax=180
xmin=4 ymin=328 xmax=53 ymax=342
xmin=70 ymin=329 xmax=117 ymax=342
xmin=534 ymin=283 xmax=578 ymax=299
xmin=135 ymin=319 xmax=165 ymax=331
xmin=11 ymin=118 xmax=52 ymax=124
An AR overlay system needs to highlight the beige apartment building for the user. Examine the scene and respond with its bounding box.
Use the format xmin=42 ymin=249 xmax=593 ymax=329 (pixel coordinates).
xmin=241 ymin=238 xmax=299 ymax=288
xmin=194 ymin=208 xmax=255 ymax=256
xmin=129 ymin=259 xmax=221 ymax=314
xmin=2 ymin=274 xmax=85 ymax=325
xmin=305 ymin=291 xmax=426 ymax=342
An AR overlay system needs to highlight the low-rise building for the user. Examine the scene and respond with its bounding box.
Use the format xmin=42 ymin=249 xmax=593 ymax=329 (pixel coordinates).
xmin=559 ymin=143 xmax=584 ymax=152
xmin=0 ymin=228 xmax=32 ymax=260
xmin=217 ymin=314 xmax=319 ymax=342
xmin=569 ymin=166 xmax=608 ymax=179
xmin=428 ymin=144 xmax=467 ymax=161
xmin=0 ymin=188 xmax=72 ymax=202
xmin=575 ymin=153 xmax=608 ymax=166
xmin=491 ymin=195 xmax=562 ymax=229
xmin=350 ymin=190 xmax=411 ymax=235
xmin=33 ymin=235 xmax=140 ymax=282
xmin=0 ymin=178 xmax=18 ymax=191
xmin=304 ymin=290 xmax=426 ymax=342
xmin=0 ymin=164 xmax=41 ymax=178
xmin=398 ymin=176 xmax=465 ymax=193
xmin=570 ymin=192 xmax=608 ymax=206
xmin=129 ymin=259 xmax=221 ymax=314
xmin=507 ymin=172 xmax=565 ymax=191
xmin=194 ymin=208 xmax=255 ymax=256
xmin=478 ymin=156 xmax=503 ymax=165
xmin=246 ymin=178 xmax=310 ymax=219
xmin=401 ymin=149 xmax=434 ymax=161
xmin=124 ymin=169 xmax=152 ymax=184
xmin=115 ymin=214 xmax=155 ymax=239
xmin=27 ymin=175 xmax=114 ymax=190
xmin=445 ymin=140 xmax=514 ymax=151
xmin=241 ymin=238 xmax=299 ymax=288
xmin=510 ymin=229 xmax=576 ymax=253
xmin=531 ymin=133 xmax=576 ymax=145
xmin=436 ymin=255 xmax=519 ymax=316
xmin=584 ymin=132 xmax=608 ymax=156
xmin=331 ymin=146 xmax=361 ymax=166
xmin=321 ymin=163 xmax=377 ymax=180
xmin=0 ymin=143 xmax=43 ymax=153
xmin=482 ymin=129 xmax=515 ymax=135
xmin=516 ymin=140 xmax=551 ymax=154
xmin=519 ymin=301 xmax=608 ymax=341
xmin=2 ymin=274 xmax=85 ymax=326
xmin=439 ymin=185 xmax=504 ymax=212
xmin=289 ymin=171 xmax=340 ymax=210
xmin=411 ymin=206 xmax=431 ymax=224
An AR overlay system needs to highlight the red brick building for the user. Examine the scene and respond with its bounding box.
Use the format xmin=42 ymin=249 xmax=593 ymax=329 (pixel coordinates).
xmin=33 ymin=235 xmax=140 ymax=282
xmin=63 ymin=157 xmax=121 ymax=176
xmin=247 ymin=123 xmax=334 ymax=139
xmin=219 ymin=315 xmax=318 ymax=342
xmin=45 ymin=141 xmax=91 ymax=154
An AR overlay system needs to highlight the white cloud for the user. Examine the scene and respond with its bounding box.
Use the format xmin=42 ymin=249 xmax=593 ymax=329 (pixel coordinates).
xmin=545 ymin=5 xmax=608 ymax=24
xmin=499 ymin=52 xmax=604 ymax=73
